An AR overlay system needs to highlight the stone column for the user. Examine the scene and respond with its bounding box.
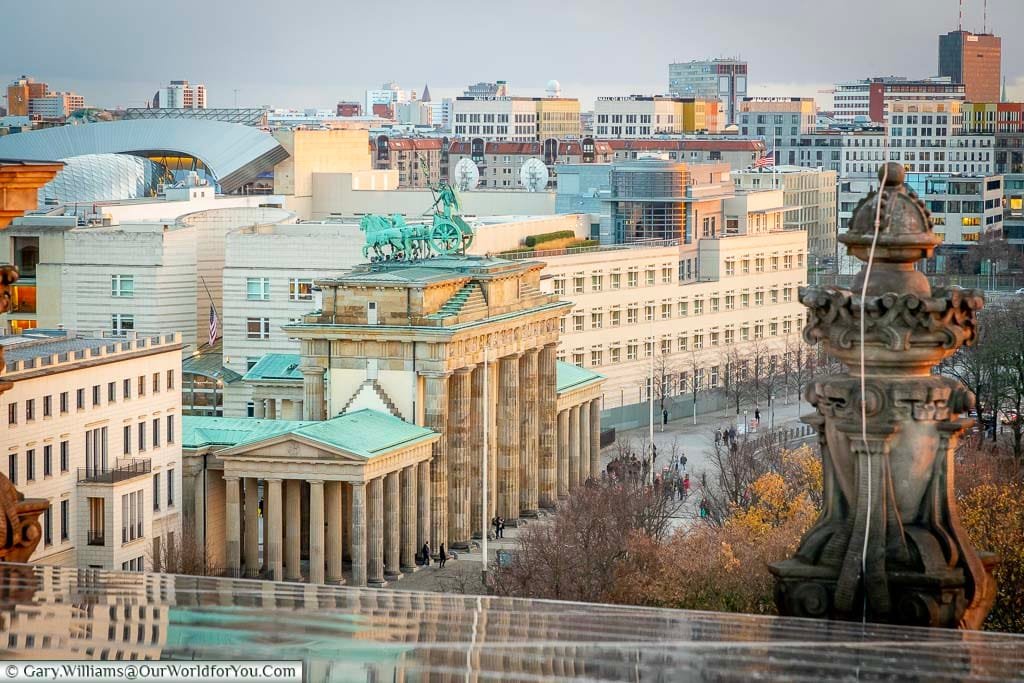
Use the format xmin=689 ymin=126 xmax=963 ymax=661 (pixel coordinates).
xmin=568 ymin=405 xmax=580 ymax=491
xmin=367 ymin=477 xmax=385 ymax=586
xmin=225 ymin=476 xmax=241 ymax=575
xmin=423 ymin=371 xmax=450 ymax=552
xmin=400 ymin=466 xmax=417 ymax=572
xmin=488 ymin=359 xmax=499 ymax=522
xmin=589 ymin=399 xmax=602 ymax=479
xmin=342 ymin=483 xmax=352 ymax=562
xmin=309 ymin=480 xmax=325 ymax=584
xmin=266 ymin=398 xmax=277 ymax=420
xmin=519 ymin=350 xmax=539 ymax=517
xmin=497 ymin=354 xmax=521 ymax=522
xmin=300 ymin=365 xmax=326 ymax=421
xmin=384 ymin=472 xmax=401 ymax=579
xmin=557 ymin=410 xmax=569 ymax=499
xmin=281 ymin=399 xmax=297 ymax=420
xmin=285 ymin=479 xmax=302 ymax=580
xmin=243 ymin=477 xmax=259 ymax=574
xmin=325 ymin=481 xmax=343 ymax=583
xmin=253 ymin=399 xmax=265 ymax=419
xmin=266 ymin=479 xmax=283 ymax=580
xmin=579 ymin=400 xmax=591 ymax=485
xmin=350 ymin=482 xmax=367 ymax=587
xmin=538 ymin=343 xmax=558 ymax=509
xmin=416 ymin=461 xmax=430 ymax=553
xmin=448 ymin=367 xmax=472 ymax=548
xmin=470 ymin=363 xmax=486 ymax=537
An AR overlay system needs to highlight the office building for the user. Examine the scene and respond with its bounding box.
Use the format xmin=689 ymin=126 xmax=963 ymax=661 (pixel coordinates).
xmin=365 ymin=81 xmax=406 ymax=118
xmin=336 ymin=102 xmax=363 ymax=117
xmin=733 ymin=167 xmax=838 ymax=259
xmin=887 ymin=100 xmax=995 ymax=175
xmin=1 ymin=330 xmax=183 ymax=572
xmin=153 ymin=81 xmax=206 ymax=109
xmin=452 ymin=96 xmax=581 ymax=142
xmin=395 ymin=101 xmax=432 ymax=127
xmin=464 ymin=81 xmax=509 ymax=97
xmin=594 ymin=96 xmax=720 ymax=138
xmin=27 ymin=92 xmax=85 ymax=119
xmin=962 ymin=102 xmax=1024 ymax=134
xmin=370 ymin=136 xmax=443 ymax=188
xmin=668 ymin=59 xmax=748 ymax=124
xmin=603 ymin=138 xmax=766 ymax=171
xmin=938 ymin=30 xmax=1001 ymax=102
xmin=6 ymin=76 xmax=49 ymax=117
xmin=832 ymin=77 xmax=965 ymax=124
xmin=903 ymin=172 xmax=1004 ymax=248
xmin=739 ymin=98 xmax=818 ymax=155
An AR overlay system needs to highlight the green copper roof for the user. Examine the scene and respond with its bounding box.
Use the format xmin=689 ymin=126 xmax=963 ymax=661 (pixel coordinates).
xmin=182 ymin=340 xmax=242 ymax=384
xmin=556 ymin=361 xmax=605 ymax=394
xmin=243 ymin=354 xmax=302 ymax=382
xmin=182 ymin=409 xmax=437 ymax=459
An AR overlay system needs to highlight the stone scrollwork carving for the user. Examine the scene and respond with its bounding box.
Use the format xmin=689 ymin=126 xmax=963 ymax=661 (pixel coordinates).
xmin=770 ymin=163 xmax=996 ymax=629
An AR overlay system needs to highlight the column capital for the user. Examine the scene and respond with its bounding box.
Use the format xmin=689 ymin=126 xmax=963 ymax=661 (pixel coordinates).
xmin=223 ymin=475 xmax=240 ymax=483
xmin=264 ymin=477 xmax=282 ymax=484
xmin=307 ymin=479 xmax=325 ymax=487
xmin=419 ymin=369 xmax=452 ymax=380
xmin=543 ymin=341 xmax=559 ymax=350
xmin=350 ymin=480 xmax=366 ymax=488
xmin=453 ymin=365 xmax=475 ymax=376
xmin=299 ymin=364 xmax=326 ymax=377
xmin=525 ymin=347 xmax=540 ymax=357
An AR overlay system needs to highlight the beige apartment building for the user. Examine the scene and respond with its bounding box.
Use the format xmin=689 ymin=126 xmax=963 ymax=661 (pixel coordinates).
xmin=1 ymin=331 xmax=182 ymax=572
xmin=733 ymin=167 xmax=838 ymax=259
xmin=539 ymin=192 xmax=807 ymax=408
xmin=452 ymin=97 xmax=581 ymax=141
xmin=594 ymin=96 xmax=721 ymax=138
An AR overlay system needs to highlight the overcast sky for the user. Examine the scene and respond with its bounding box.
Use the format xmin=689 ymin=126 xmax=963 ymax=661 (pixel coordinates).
xmin=1 ymin=0 xmax=1021 ymax=111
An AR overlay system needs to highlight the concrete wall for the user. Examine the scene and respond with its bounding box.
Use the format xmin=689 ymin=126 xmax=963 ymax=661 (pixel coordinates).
xmin=273 ymin=129 xmax=373 ymax=199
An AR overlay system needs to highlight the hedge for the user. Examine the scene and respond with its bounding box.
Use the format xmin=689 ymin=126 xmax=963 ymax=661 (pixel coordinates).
xmin=524 ymin=230 xmax=576 ymax=248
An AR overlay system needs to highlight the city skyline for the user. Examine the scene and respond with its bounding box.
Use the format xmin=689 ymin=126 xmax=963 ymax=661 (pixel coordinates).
xmin=1 ymin=0 xmax=1021 ymax=111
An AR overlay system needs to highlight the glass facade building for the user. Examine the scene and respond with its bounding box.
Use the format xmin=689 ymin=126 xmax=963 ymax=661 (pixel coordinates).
xmin=610 ymin=161 xmax=689 ymax=243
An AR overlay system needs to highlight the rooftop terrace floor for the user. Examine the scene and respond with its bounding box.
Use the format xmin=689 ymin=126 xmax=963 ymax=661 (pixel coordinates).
xmin=1 ymin=564 xmax=1022 ymax=681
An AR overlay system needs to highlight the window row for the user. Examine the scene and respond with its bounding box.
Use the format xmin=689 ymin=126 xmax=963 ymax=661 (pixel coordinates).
xmin=245 ymin=277 xmax=315 ymax=302
xmin=7 ymin=441 xmax=70 ymax=484
xmin=5 ymin=371 xmax=175 ymax=425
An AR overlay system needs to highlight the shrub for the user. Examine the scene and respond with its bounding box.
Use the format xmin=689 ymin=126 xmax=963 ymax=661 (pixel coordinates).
xmin=524 ymin=230 xmax=576 ymax=248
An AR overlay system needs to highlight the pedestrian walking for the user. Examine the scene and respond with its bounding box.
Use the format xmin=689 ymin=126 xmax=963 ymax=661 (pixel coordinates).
xmin=421 ymin=542 xmax=431 ymax=566
xmin=701 ymin=471 xmax=707 ymax=489
xmin=683 ymin=473 xmax=691 ymax=498
xmin=715 ymin=428 xmax=722 ymax=446
xmin=438 ymin=543 xmax=448 ymax=568
xmin=699 ymin=498 xmax=709 ymax=519
xmin=754 ymin=407 xmax=761 ymax=428
xmin=492 ymin=516 xmax=500 ymax=539
xmin=498 ymin=517 xmax=505 ymax=539
xmin=662 ymin=408 xmax=669 ymax=432
xmin=680 ymin=454 xmax=687 ymax=471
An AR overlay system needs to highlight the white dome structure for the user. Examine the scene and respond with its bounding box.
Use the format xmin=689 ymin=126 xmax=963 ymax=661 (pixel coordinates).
xmin=545 ymin=79 xmax=562 ymax=98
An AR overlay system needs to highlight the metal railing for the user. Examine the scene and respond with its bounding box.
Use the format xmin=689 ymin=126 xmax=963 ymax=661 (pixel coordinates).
xmin=87 ymin=531 xmax=105 ymax=546
xmin=77 ymin=459 xmax=151 ymax=484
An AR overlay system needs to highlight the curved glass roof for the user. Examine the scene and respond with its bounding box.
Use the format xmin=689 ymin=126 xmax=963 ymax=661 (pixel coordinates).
xmin=0 ymin=119 xmax=287 ymax=193
xmin=37 ymin=153 xmax=166 ymax=205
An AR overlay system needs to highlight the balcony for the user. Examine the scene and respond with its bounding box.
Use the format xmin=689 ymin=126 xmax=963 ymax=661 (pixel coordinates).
xmin=87 ymin=531 xmax=105 ymax=546
xmin=77 ymin=459 xmax=151 ymax=484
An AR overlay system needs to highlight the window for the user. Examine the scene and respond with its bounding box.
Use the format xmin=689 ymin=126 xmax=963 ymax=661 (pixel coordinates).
xmin=85 ymin=427 xmax=108 ymax=476
xmin=573 ymin=313 xmax=584 ymax=332
xmin=166 ymin=415 xmax=175 ymax=444
xmin=553 ymin=278 xmax=565 ymax=295
xmin=7 ymin=403 xmax=16 ymax=426
xmin=107 ymin=382 xmax=116 ymax=403
xmin=121 ymin=490 xmax=144 ymax=544
xmin=725 ymin=261 xmax=735 ymax=276
xmin=166 ymin=369 xmax=175 ymax=391
xmin=627 ymin=270 xmax=638 ymax=288
xmin=711 ymin=297 xmax=720 ymax=313
xmin=92 ymin=385 xmax=101 ymax=407
xmin=693 ymin=333 xmax=704 ymax=350
xmin=123 ymin=379 xmax=130 ymax=400
xmin=137 ymin=375 xmax=146 ymax=397
xmin=755 ymin=257 xmax=765 ymax=273
xmin=152 ymin=372 xmax=160 ymax=393
xmin=755 ymin=291 xmax=765 ymax=307
xmin=678 ymin=301 xmax=688 ymax=317
xmin=43 ymin=505 xmax=51 ymax=546
xmin=742 ymin=259 xmax=750 ymax=274
xmin=246 ymin=277 xmax=270 ymax=300
xmin=153 ymin=473 xmax=161 ymax=511
xmin=645 ymin=304 xmax=655 ymax=322
xmin=591 ymin=312 xmax=603 ymax=329
xmin=610 ymin=309 xmax=621 ymax=327
xmin=610 ymin=272 xmax=621 ymax=289
xmin=111 ymin=275 xmax=135 ymax=298
xmin=246 ymin=318 xmax=271 ymax=340
xmin=288 ymin=278 xmax=314 ymax=301
xmin=25 ymin=399 xmax=34 ymax=422
xmin=741 ymin=292 xmax=750 ymax=308
xmin=7 ymin=453 xmax=16 ymax=485
xmin=167 ymin=469 xmax=175 ymax=507
xmin=572 ymin=276 xmax=584 ymax=294
xmin=76 ymin=388 xmax=85 ymax=410
xmin=771 ymin=289 xmax=779 ymax=305
xmin=610 ymin=346 xmax=621 ymax=363
xmin=755 ymin=324 xmax=765 ymax=340
xmin=591 ymin=274 xmax=603 ymax=292
xmin=152 ymin=418 xmax=160 ymax=449
xmin=60 ymin=441 xmax=68 ymax=473
xmin=111 ymin=314 xmax=134 ymax=337
xmin=138 ymin=422 xmax=146 ymax=452
xmin=43 ymin=395 xmax=51 ymax=418
xmin=783 ymin=288 xmax=793 ymax=303
xmin=627 ymin=343 xmax=638 ymax=361
xmin=627 ymin=306 xmax=638 ymax=325
xmin=590 ymin=349 xmax=603 ymax=367
xmin=661 ymin=266 xmax=672 ymax=284
xmin=678 ymin=335 xmax=688 ymax=351
xmin=693 ymin=299 xmax=704 ymax=316
xmin=725 ymin=295 xmax=735 ymax=310
xmin=60 ymin=500 xmax=69 ymax=542
xmin=661 ymin=303 xmax=672 ymax=320
xmin=771 ymin=256 xmax=780 ymax=271
xmin=645 ymin=269 xmax=655 ymax=286
xmin=123 ymin=425 xmax=131 ymax=456
xmin=43 ymin=445 xmax=52 ymax=477
xmin=25 ymin=450 xmax=34 ymax=482
xmin=660 ymin=339 xmax=671 ymax=355
xmin=725 ymin=329 xmax=735 ymax=345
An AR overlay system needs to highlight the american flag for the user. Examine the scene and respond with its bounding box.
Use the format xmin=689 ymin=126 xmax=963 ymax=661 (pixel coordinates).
xmin=754 ymin=151 xmax=775 ymax=169
xmin=209 ymin=305 xmax=218 ymax=347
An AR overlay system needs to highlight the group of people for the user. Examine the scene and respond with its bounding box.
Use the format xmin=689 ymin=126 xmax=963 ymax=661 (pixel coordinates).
xmin=418 ymin=541 xmax=449 ymax=568
xmin=491 ymin=516 xmax=507 ymax=539
xmin=606 ymin=452 xmax=649 ymax=484
xmin=654 ymin=471 xmax=691 ymax=501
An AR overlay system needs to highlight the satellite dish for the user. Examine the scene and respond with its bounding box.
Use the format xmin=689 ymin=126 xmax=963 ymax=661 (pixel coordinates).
xmin=453 ymin=158 xmax=480 ymax=191
xmin=520 ymin=158 xmax=550 ymax=192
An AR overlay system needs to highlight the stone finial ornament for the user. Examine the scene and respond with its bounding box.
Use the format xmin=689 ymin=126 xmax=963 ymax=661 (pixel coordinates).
xmin=770 ymin=163 xmax=995 ymax=629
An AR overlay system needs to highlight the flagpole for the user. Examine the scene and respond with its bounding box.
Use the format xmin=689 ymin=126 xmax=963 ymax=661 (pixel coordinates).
xmin=200 ymin=275 xmax=220 ymax=346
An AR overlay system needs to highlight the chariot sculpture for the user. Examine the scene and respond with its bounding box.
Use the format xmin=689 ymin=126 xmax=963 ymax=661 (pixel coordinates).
xmin=361 ymin=181 xmax=474 ymax=262
xmin=770 ymin=163 xmax=995 ymax=629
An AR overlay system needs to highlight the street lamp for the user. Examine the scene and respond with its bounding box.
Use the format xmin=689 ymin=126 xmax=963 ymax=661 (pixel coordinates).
xmin=770 ymin=394 xmax=775 ymax=430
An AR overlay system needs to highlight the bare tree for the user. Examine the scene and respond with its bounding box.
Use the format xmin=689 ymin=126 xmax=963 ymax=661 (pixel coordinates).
xmin=700 ymin=428 xmax=791 ymax=527
xmin=718 ymin=344 xmax=746 ymax=416
xmin=149 ymin=527 xmax=210 ymax=576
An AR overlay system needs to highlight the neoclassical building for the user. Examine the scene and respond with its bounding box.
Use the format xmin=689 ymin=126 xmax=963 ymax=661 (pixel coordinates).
xmin=183 ymin=255 xmax=605 ymax=586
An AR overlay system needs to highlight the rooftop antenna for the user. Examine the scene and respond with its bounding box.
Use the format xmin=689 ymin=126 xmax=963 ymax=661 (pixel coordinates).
xmin=959 ymin=0 xmax=963 ymax=30
xmin=983 ymin=0 xmax=987 ymax=33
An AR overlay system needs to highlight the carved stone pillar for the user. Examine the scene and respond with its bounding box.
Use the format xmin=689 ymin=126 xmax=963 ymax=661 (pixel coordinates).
xmin=497 ymin=354 xmax=521 ymax=522
xmin=265 ymin=398 xmax=277 ymax=420
xmin=253 ymin=399 xmax=265 ymax=419
xmin=325 ymin=481 xmax=344 ymax=583
xmin=417 ymin=461 xmax=430 ymax=553
xmin=300 ymin=365 xmax=327 ymax=421
xmin=770 ymin=163 xmax=995 ymax=630
xmin=448 ymin=367 xmax=473 ymax=548
xmin=579 ymin=399 xmax=591 ymax=485
xmin=384 ymin=471 xmax=401 ymax=579
xmin=557 ymin=410 xmax=569 ymax=499
xmin=470 ymin=363 xmax=486 ymax=537
xmin=266 ymin=479 xmax=283 ymax=580
xmin=568 ymin=405 xmax=580 ymax=491
xmin=538 ymin=343 xmax=558 ymax=508
xmin=350 ymin=482 xmax=367 ymax=587
xmin=488 ymin=359 xmax=499 ymax=522
xmin=423 ymin=371 xmax=450 ymax=551
xmin=308 ymin=480 xmax=325 ymax=584
xmin=589 ymin=399 xmax=602 ymax=479
xmin=400 ymin=466 xmax=417 ymax=572
xmin=225 ymin=476 xmax=241 ymax=574
xmin=284 ymin=479 xmax=301 ymax=580
xmin=367 ymin=477 xmax=385 ymax=586
xmin=243 ymin=477 xmax=259 ymax=574
xmin=519 ymin=350 xmax=539 ymax=516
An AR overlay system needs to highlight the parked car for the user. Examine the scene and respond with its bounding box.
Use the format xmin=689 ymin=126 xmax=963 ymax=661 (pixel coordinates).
xmin=1015 ymin=287 xmax=1024 ymax=295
